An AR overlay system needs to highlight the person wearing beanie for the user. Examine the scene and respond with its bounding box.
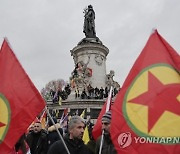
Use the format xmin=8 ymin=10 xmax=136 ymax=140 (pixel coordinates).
xmin=95 ymin=111 xmax=117 ymax=154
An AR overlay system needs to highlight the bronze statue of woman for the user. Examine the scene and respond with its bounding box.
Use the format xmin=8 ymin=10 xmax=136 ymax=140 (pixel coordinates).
xmin=83 ymin=5 xmax=96 ymax=38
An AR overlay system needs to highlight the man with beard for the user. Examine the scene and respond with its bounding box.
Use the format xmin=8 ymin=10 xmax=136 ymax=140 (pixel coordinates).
xmin=26 ymin=121 xmax=48 ymax=154
xmin=95 ymin=111 xmax=117 ymax=154
xmin=47 ymin=116 xmax=93 ymax=154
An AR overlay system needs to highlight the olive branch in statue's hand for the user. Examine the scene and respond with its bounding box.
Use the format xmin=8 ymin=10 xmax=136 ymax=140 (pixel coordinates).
xmin=83 ymin=7 xmax=88 ymax=14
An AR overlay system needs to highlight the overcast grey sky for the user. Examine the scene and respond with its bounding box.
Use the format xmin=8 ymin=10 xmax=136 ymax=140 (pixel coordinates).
xmin=0 ymin=0 xmax=180 ymax=91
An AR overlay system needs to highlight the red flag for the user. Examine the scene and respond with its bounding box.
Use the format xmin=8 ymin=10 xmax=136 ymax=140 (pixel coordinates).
xmin=111 ymin=30 xmax=180 ymax=154
xmin=92 ymin=101 xmax=106 ymax=140
xmin=92 ymin=87 xmax=112 ymax=140
xmin=0 ymin=39 xmax=46 ymax=153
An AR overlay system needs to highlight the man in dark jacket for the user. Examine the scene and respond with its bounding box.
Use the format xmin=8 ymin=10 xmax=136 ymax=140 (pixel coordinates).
xmin=26 ymin=121 xmax=48 ymax=154
xmin=95 ymin=111 xmax=117 ymax=154
xmin=47 ymin=116 xmax=93 ymax=154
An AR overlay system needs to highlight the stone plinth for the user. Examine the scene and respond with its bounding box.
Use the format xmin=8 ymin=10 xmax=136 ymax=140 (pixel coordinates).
xmin=70 ymin=38 xmax=109 ymax=89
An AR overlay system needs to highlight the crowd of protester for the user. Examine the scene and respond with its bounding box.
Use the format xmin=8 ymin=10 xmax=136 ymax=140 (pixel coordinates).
xmin=49 ymin=83 xmax=119 ymax=104
xmin=76 ymin=84 xmax=119 ymax=100
xmin=12 ymin=109 xmax=116 ymax=154
xmin=50 ymin=84 xmax=71 ymax=103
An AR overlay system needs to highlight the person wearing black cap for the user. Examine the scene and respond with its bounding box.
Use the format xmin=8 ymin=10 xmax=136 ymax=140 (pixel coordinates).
xmin=95 ymin=111 xmax=117 ymax=154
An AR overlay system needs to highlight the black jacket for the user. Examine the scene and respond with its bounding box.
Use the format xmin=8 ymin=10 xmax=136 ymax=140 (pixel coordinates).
xmin=95 ymin=134 xmax=117 ymax=154
xmin=47 ymin=135 xmax=93 ymax=154
xmin=26 ymin=129 xmax=48 ymax=154
xmin=47 ymin=126 xmax=63 ymax=150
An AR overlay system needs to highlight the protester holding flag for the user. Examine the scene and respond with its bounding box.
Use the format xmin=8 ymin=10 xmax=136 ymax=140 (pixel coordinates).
xmin=47 ymin=116 xmax=93 ymax=154
xmin=26 ymin=121 xmax=48 ymax=154
xmin=95 ymin=111 xmax=117 ymax=154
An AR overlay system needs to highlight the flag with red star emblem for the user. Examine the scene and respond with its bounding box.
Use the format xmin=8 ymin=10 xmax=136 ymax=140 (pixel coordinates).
xmin=0 ymin=39 xmax=45 ymax=153
xmin=111 ymin=30 xmax=180 ymax=154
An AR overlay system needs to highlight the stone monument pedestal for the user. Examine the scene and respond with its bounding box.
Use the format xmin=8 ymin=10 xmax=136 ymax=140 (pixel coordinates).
xmin=70 ymin=37 xmax=109 ymax=89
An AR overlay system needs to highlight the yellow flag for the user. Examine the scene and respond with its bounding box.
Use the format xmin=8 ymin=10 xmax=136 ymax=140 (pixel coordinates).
xmin=80 ymin=110 xmax=85 ymax=118
xmin=82 ymin=126 xmax=90 ymax=144
xmin=56 ymin=109 xmax=59 ymax=118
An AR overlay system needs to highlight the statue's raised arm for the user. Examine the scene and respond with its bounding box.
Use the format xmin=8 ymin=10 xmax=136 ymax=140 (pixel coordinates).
xmin=83 ymin=5 xmax=96 ymax=38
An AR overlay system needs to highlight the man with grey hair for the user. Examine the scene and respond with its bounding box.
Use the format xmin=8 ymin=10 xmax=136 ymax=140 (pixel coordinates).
xmin=47 ymin=115 xmax=93 ymax=154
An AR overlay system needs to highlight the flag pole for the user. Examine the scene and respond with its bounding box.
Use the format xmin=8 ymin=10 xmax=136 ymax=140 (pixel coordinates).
xmin=99 ymin=86 xmax=113 ymax=154
xmin=45 ymin=107 xmax=70 ymax=154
